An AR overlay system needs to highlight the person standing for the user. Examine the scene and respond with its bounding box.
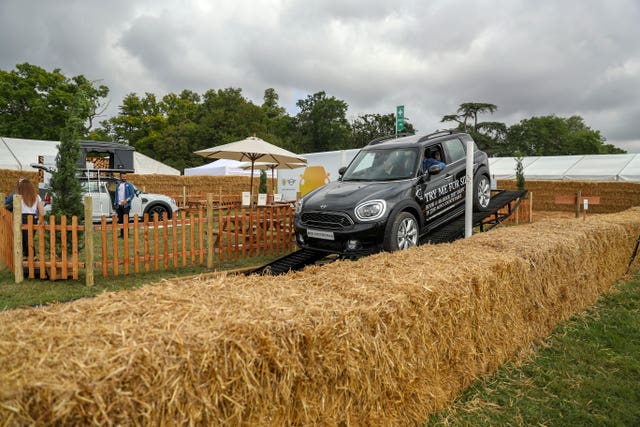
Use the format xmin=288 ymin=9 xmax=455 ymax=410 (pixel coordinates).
xmin=114 ymin=173 xmax=135 ymax=237
xmin=14 ymin=179 xmax=44 ymax=257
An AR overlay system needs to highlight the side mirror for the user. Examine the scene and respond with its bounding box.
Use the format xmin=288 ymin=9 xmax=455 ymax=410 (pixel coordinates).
xmin=338 ymin=166 xmax=347 ymax=176
xmin=135 ymin=189 xmax=142 ymax=196
xmin=427 ymin=165 xmax=443 ymax=175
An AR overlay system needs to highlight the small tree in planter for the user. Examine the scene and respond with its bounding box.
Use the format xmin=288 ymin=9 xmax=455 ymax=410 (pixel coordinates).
xmin=515 ymin=154 xmax=526 ymax=191
xmin=48 ymin=90 xmax=89 ymax=255
xmin=259 ymin=170 xmax=268 ymax=194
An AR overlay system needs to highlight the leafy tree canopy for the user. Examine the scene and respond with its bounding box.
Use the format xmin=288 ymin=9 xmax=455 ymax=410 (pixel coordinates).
xmin=294 ymin=91 xmax=351 ymax=153
xmin=507 ymin=115 xmax=625 ymax=156
xmin=0 ymin=63 xmax=109 ymax=140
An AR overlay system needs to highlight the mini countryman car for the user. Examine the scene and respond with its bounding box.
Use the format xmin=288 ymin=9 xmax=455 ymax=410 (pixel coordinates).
xmin=293 ymin=130 xmax=491 ymax=255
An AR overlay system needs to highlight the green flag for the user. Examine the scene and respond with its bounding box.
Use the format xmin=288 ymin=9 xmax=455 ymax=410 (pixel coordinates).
xmin=396 ymin=105 xmax=405 ymax=132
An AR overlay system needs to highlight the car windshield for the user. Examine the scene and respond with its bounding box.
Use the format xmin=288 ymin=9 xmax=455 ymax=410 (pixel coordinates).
xmin=342 ymin=148 xmax=419 ymax=181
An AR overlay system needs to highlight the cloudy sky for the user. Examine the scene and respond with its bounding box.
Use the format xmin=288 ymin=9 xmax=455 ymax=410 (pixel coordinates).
xmin=1 ymin=0 xmax=639 ymax=151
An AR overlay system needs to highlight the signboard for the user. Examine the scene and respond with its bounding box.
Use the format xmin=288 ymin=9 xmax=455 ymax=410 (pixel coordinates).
xmin=396 ymin=105 xmax=405 ymax=132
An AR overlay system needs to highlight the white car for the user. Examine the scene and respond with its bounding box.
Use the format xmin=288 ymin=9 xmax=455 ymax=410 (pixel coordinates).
xmin=33 ymin=164 xmax=179 ymax=223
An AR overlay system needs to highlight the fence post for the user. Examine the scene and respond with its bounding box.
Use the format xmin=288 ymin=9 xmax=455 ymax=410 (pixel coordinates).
xmin=529 ymin=192 xmax=533 ymax=223
xmin=13 ymin=195 xmax=23 ymax=283
xmin=575 ymin=190 xmax=581 ymax=218
xmin=85 ymin=196 xmax=94 ymax=287
xmin=182 ymin=186 xmax=187 ymax=208
xmin=206 ymin=193 xmax=214 ymax=269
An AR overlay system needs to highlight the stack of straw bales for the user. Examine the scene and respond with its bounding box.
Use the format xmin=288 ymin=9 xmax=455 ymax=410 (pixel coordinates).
xmin=498 ymin=179 xmax=640 ymax=213
xmin=1 ymin=209 xmax=640 ymax=425
xmin=129 ymin=174 xmax=273 ymax=198
xmin=0 ymin=171 xmax=39 ymax=196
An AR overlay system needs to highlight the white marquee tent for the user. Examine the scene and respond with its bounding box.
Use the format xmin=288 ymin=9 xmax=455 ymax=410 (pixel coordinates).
xmin=183 ymin=159 xmax=254 ymax=176
xmin=0 ymin=136 xmax=179 ymax=175
xmin=489 ymin=154 xmax=640 ymax=181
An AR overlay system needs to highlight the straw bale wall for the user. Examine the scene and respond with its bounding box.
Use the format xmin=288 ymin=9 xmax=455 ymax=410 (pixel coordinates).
xmin=0 ymin=169 xmax=273 ymax=199
xmin=129 ymin=174 xmax=274 ymax=197
xmin=0 ymin=170 xmax=39 ymax=196
xmin=2 ymin=209 xmax=640 ymax=425
xmin=498 ymin=179 xmax=640 ymax=213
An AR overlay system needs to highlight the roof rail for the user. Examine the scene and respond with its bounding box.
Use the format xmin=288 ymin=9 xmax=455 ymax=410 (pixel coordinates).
xmin=420 ymin=129 xmax=459 ymax=141
xmin=367 ymin=132 xmax=415 ymax=146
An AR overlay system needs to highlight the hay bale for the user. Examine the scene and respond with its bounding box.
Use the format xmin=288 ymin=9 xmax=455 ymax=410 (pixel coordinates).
xmin=1 ymin=209 xmax=640 ymax=425
xmin=498 ymin=179 xmax=640 ymax=213
xmin=0 ymin=170 xmax=39 ymax=195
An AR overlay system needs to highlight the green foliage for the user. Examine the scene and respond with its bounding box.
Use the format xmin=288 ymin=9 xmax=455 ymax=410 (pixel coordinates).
xmin=515 ymin=155 xmax=525 ymax=190
xmin=259 ymin=170 xmax=267 ymax=193
xmin=507 ymin=115 xmax=625 ymax=156
xmin=350 ymin=113 xmax=415 ymax=147
xmin=0 ymin=63 xmax=108 ymax=139
xmin=442 ymin=103 xmax=626 ymax=156
xmin=294 ymin=91 xmax=352 ymax=152
xmin=441 ymin=102 xmax=498 ymax=132
xmin=49 ymin=91 xmax=87 ymax=220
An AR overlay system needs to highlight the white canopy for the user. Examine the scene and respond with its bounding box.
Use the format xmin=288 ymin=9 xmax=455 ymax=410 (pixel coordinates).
xmin=184 ymin=159 xmax=253 ymax=176
xmin=489 ymin=154 xmax=640 ymax=181
xmin=0 ymin=136 xmax=180 ymax=175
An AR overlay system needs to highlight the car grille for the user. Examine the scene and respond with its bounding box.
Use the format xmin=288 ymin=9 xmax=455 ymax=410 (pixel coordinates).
xmin=301 ymin=211 xmax=353 ymax=230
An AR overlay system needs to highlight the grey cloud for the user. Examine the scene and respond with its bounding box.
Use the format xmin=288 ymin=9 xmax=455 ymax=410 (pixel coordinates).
xmin=0 ymin=0 xmax=638 ymax=150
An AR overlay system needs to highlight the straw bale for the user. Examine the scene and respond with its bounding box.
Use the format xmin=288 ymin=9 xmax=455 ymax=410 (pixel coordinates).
xmin=129 ymin=174 xmax=274 ymax=198
xmin=498 ymin=179 xmax=640 ymax=213
xmin=1 ymin=208 xmax=640 ymax=425
xmin=0 ymin=170 xmax=39 ymax=195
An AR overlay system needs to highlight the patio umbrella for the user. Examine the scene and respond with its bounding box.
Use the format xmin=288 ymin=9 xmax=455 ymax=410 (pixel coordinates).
xmin=239 ymin=161 xmax=307 ymax=194
xmin=195 ymin=136 xmax=306 ymax=202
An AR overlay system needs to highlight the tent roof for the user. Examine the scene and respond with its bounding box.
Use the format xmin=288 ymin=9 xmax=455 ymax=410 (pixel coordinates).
xmin=0 ymin=136 xmax=179 ymax=175
xmin=184 ymin=159 xmax=254 ymax=176
xmin=489 ymin=154 xmax=640 ymax=181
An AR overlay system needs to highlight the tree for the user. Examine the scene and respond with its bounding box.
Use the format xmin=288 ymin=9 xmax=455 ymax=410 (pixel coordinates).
xmin=515 ymin=155 xmax=525 ymax=190
xmin=49 ymin=91 xmax=88 ymax=221
xmin=294 ymin=91 xmax=351 ymax=152
xmin=0 ymin=63 xmax=109 ymax=140
xmin=441 ymin=102 xmax=498 ymax=132
xmin=350 ymin=113 xmax=415 ymax=148
xmin=441 ymin=102 xmax=504 ymax=153
xmin=259 ymin=170 xmax=267 ymax=193
xmin=506 ymin=115 xmax=624 ymax=156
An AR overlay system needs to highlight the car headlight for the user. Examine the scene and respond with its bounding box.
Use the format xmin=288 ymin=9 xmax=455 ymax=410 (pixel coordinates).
xmin=354 ymin=199 xmax=387 ymax=221
xmin=294 ymin=198 xmax=304 ymax=215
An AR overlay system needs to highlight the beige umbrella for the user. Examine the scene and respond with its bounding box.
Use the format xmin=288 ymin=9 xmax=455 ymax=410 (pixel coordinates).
xmin=195 ymin=136 xmax=306 ymax=201
xmin=239 ymin=161 xmax=307 ymax=194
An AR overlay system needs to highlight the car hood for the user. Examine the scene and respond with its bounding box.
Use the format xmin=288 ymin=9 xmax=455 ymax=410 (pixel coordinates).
xmin=302 ymin=180 xmax=410 ymax=212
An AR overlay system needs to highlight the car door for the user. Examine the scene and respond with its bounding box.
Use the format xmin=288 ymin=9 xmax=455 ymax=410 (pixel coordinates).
xmin=82 ymin=181 xmax=113 ymax=222
xmin=440 ymin=138 xmax=467 ymax=207
xmin=419 ymin=143 xmax=452 ymax=223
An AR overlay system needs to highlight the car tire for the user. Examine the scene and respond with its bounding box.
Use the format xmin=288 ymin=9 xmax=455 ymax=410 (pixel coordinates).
xmin=383 ymin=211 xmax=418 ymax=251
xmin=146 ymin=204 xmax=170 ymax=220
xmin=473 ymin=174 xmax=491 ymax=211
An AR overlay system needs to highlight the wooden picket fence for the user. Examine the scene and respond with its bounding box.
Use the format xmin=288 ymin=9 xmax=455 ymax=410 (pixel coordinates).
xmin=0 ymin=196 xmax=296 ymax=285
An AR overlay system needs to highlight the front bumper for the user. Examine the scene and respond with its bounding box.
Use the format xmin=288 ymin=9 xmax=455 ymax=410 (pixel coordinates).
xmin=293 ymin=216 xmax=388 ymax=255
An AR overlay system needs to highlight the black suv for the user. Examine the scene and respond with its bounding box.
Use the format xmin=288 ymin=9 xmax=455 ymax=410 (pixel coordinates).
xmin=293 ymin=130 xmax=491 ymax=255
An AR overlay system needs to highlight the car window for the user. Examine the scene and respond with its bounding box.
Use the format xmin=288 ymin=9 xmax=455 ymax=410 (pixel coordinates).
xmin=343 ymin=148 xmax=418 ymax=181
xmin=443 ymin=138 xmax=466 ymax=163
xmin=81 ymin=181 xmax=101 ymax=193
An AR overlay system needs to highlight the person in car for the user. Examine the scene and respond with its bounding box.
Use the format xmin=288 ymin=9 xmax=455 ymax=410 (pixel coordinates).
xmin=422 ymin=150 xmax=445 ymax=172
xmin=114 ymin=173 xmax=135 ymax=237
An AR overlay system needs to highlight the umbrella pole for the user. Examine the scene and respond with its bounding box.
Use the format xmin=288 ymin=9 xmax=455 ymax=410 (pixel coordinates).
xmin=271 ymin=166 xmax=276 ymax=195
xmin=250 ymin=160 xmax=255 ymax=206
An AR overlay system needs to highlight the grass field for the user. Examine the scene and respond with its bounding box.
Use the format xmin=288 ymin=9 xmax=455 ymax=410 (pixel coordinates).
xmin=426 ymin=276 xmax=640 ymax=426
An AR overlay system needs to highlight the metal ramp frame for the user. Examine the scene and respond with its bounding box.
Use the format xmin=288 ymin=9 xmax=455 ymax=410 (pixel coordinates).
xmin=422 ymin=189 xmax=529 ymax=244
xmin=250 ymin=189 xmax=529 ymax=275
